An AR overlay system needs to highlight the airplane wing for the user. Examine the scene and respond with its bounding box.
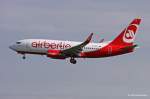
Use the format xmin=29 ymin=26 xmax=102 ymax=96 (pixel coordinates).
xmin=62 ymin=33 xmax=93 ymax=57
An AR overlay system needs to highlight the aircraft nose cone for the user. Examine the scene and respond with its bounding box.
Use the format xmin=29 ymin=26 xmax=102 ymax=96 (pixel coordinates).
xmin=9 ymin=45 xmax=16 ymax=51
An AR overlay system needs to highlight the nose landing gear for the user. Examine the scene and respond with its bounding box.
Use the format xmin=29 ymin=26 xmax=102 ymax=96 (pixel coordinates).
xmin=22 ymin=55 xmax=26 ymax=59
xmin=17 ymin=52 xmax=26 ymax=60
xmin=22 ymin=54 xmax=26 ymax=60
xmin=70 ymin=57 xmax=77 ymax=64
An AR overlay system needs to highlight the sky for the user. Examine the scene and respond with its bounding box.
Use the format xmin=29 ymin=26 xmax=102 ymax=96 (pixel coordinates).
xmin=0 ymin=0 xmax=150 ymax=99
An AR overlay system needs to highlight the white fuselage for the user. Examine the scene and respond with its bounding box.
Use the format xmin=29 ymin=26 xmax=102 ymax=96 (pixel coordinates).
xmin=9 ymin=39 xmax=110 ymax=54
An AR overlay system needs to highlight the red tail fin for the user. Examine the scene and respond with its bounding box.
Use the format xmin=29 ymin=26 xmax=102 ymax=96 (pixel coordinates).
xmin=110 ymin=18 xmax=141 ymax=46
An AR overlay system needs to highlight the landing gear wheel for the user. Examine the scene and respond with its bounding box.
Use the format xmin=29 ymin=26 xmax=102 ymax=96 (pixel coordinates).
xmin=22 ymin=55 xmax=26 ymax=60
xmin=70 ymin=58 xmax=77 ymax=64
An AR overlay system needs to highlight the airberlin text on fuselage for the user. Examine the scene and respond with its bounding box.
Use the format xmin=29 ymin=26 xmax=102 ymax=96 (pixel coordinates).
xmin=32 ymin=41 xmax=71 ymax=49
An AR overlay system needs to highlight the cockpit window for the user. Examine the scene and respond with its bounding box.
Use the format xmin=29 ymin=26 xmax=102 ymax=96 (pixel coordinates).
xmin=16 ymin=42 xmax=21 ymax=44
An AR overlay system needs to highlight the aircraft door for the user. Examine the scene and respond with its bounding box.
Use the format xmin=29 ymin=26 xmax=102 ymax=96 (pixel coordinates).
xmin=108 ymin=46 xmax=112 ymax=55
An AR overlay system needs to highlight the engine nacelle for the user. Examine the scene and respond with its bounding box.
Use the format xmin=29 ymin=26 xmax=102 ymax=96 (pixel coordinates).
xmin=47 ymin=50 xmax=65 ymax=59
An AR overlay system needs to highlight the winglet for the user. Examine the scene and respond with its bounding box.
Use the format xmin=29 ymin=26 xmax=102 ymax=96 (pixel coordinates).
xmin=85 ymin=33 xmax=93 ymax=43
xmin=99 ymin=38 xmax=104 ymax=43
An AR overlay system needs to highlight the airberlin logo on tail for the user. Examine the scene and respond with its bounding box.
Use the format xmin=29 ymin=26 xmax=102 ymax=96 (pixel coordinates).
xmin=123 ymin=24 xmax=138 ymax=43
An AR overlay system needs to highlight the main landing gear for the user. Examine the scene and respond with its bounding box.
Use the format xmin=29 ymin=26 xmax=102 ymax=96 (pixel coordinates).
xmin=70 ymin=57 xmax=77 ymax=64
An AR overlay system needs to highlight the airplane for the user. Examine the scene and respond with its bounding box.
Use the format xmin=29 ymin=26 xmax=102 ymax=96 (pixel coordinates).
xmin=9 ymin=18 xmax=141 ymax=64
